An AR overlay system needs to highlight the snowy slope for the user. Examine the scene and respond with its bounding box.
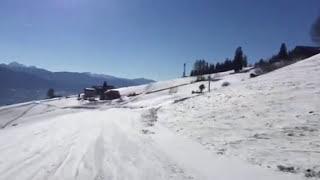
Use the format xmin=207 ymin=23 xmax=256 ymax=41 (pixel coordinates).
xmin=159 ymin=54 xmax=320 ymax=178
xmin=0 ymin=54 xmax=319 ymax=179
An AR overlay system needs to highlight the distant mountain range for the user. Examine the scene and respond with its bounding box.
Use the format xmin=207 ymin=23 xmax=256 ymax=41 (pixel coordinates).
xmin=0 ymin=62 xmax=154 ymax=106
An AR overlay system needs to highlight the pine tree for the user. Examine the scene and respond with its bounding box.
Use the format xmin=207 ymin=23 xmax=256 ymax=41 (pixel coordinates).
xmin=103 ymin=81 xmax=108 ymax=90
xmin=190 ymin=70 xmax=194 ymax=76
xmin=224 ymin=58 xmax=233 ymax=71
xmin=278 ymin=43 xmax=289 ymax=60
xmin=215 ymin=62 xmax=221 ymax=72
xmin=209 ymin=64 xmax=215 ymax=74
xmin=47 ymin=88 xmax=55 ymax=99
xmin=233 ymin=47 xmax=243 ymax=72
xmin=191 ymin=59 xmax=210 ymax=76
xmin=311 ymin=16 xmax=320 ymax=45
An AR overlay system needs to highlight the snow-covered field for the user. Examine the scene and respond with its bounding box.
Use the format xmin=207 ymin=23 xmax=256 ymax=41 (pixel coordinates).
xmin=0 ymin=54 xmax=319 ymax=180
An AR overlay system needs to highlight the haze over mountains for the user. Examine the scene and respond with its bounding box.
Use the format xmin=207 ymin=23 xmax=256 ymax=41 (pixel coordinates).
xmin=0 ymin=62 xmax=154 ymax=105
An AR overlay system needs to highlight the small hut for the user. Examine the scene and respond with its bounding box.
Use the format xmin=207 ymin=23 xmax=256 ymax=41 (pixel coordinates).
xmin=92 ymin=85 xmax=115 ymax=98
xmin=101 ymin=90 xmax=121 ymax=100
xmin=84 ymin=88 xmax=96 ymax=100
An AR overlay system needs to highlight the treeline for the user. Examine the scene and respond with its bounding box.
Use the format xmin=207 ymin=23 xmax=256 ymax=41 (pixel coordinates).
xmin=253 ymin=43 xmax=320 ymax=77
xmin=189 ymin=14 xmax=320 ymax=77
xmin=253 ymin=43 xmax=318 ymax=72
xmin=255 ymin=43 xmax=291 ymax=67
xmin=190 ymin=47 xmax=248 ymax=76
xmin=190 ymin=43 xmax=319 ymax=77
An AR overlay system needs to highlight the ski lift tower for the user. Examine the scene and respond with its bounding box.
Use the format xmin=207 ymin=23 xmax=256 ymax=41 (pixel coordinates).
xmin=182 ymin=63 xmax=186 ymax=77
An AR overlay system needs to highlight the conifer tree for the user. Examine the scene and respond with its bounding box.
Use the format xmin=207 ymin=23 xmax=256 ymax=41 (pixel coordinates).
xmin=233 ymin=47 xmax=244 ymax=72
xmin=103 ymin=81 xmax=108 ymax=89
xmin=278 ymin=43 xmax=289 ymax=60
xmin=47 ymin=88 xmax=55 ymax=99
xmin=311 ymin=16 xmax=320 ymax=45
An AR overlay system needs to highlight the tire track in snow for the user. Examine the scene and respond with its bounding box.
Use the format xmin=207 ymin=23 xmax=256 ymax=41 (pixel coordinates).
xmin=25 ymin=143 xmax=75 ymax=180
xmin=48 ymin=144 xmax=76 ymax=179
xmin=1 ymin=103 xmax=37 ymax=128
xmin=93 ymin=127 xmax=106 ymax=180
xmin=0 ymin=126 xmax=80 ymax=179
xmin=0 ymin=138 xmax=77 ymax=180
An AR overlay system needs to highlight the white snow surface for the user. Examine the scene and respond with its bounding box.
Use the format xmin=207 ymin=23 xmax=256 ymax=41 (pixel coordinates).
xmin=0 ymin=54 xmax=320 ymax=180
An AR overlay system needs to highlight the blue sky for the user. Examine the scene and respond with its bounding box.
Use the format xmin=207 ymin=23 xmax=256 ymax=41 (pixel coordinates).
xmin=0 ymin=0 xmax=319 ymax=80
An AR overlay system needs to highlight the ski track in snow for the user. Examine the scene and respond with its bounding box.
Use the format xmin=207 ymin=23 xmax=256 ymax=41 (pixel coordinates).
xmin=0 ymin=109 xmax=197 ymax=180
xmin=0 ymin=54 xmax=320 ymax=179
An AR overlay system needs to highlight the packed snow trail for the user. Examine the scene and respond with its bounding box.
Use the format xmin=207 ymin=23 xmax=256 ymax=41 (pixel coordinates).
xmin=0 ymin=107 xmax=300 ymax=180
xmin=0 ymin=109 xmax=182 ymax=180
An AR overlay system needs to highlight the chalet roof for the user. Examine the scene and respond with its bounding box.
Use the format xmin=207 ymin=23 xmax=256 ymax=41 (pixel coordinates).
xmin=294 ymin=46 xmax=320 ymax=51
